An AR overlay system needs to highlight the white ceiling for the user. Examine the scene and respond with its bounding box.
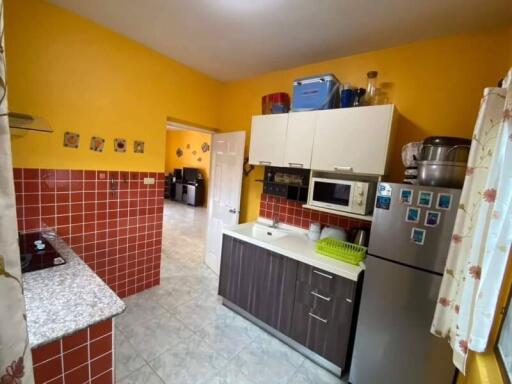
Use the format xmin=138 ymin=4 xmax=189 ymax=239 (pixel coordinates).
xmin=48 ymin=0 xmax=512 ymax=81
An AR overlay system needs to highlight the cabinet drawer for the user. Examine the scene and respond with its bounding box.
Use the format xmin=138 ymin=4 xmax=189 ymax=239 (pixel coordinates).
xmin=296 ymin=264 xmax=356 ymax=302
xmin=290 ymin=298 xmax=353 ymax=366
xmin=294 ymin=281 xmax=353 ymax=321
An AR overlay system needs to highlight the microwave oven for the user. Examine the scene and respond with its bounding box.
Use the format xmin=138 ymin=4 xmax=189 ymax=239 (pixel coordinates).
xmin=308 ymin=178 xmax=376 ymax=215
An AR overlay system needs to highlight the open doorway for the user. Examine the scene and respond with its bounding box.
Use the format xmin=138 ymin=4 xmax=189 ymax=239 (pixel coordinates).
xmin=165 ymin=122 xmax=213 ymax=207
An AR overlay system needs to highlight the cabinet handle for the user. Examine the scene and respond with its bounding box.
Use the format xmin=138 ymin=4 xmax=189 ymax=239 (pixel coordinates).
xmin=345 ymin=298 xmax=352 ymax=303
xmin=311 ymin=290 xmax=331 ymax=302
xmin=313 ymin=269 xmax=333 ymax=279
xmin=288 ymin=162 xmax=304 ymax=168
xmin=259 ymin=161 xmax=272 ymax=165
xmin=308 ymin=312 xmax=328 ymax=324
xmin=333 ymin=166 xmax=353 ymax=172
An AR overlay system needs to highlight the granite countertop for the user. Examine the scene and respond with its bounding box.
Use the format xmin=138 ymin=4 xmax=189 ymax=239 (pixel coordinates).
xmin=223 ymin=220 xmax=364 ymax=281
xmin=22 ymin=231 xmax=126 ymax=348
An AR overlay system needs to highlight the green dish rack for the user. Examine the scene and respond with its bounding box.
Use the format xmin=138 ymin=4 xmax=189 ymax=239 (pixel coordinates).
xmin=315 ymin=238 xmax=367 ymax=265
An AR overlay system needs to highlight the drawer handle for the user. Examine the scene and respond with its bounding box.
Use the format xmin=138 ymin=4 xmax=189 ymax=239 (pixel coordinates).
xmin=345 ymin=298 xmax=352 ymax=303
xmin=308 ymin=312 xmax=328 ymax=324
xmin=259 ymin=161 xmax=272 ymax=165
xmin=313 ymin=270 xmax=333 ymax=279
xmin=311 ymin=290 xmax=331 ymax=302
xmin=333 ymin=166 xmax=353 ymax=172
xmin=288 ymin=162 xmax=304 ymax=168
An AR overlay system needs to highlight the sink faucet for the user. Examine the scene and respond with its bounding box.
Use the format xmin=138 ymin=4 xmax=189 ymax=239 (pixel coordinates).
xmin=271 ymin=217 xmax=279 ymax=228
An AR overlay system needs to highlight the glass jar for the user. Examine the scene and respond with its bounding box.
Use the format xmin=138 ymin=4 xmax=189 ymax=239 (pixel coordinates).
xmin=364 ymin=71 xmax=378 ymax=105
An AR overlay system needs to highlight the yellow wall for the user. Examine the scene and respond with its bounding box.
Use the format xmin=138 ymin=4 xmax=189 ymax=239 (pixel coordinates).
xmin=218 ymin=26 xmax=512 ymax=223
xmin=165 ymin=130 xmax=211 ymax=200
xmin=5 ymin=0 xmax=221 ymax=172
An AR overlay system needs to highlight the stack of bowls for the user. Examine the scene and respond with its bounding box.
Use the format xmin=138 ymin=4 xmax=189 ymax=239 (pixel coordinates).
xmin=416 ymin=136 xmax=471 ymax=189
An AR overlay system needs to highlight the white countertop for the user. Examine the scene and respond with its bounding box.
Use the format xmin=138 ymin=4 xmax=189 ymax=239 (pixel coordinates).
xmin=223 ymin=220 xmax=365 ymax=281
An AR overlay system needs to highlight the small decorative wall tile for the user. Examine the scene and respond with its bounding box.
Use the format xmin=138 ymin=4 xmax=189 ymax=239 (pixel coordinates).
xmin=176 ymin=148 xmax=183 ymax=158
xmin=186 ymin=144 xmax=191 ymax=149
xmin=63 ymin=132 xmax=80 ymax=148
xmin=201 ymin=143 xmax=210 ymax=153
xmin=192 ymin=150 xmax=197 ymax=155
xmin=197 ymin=157 xmax=202 ymax=162
xmin=90 ymin=136 xmax=105 ymax=152
xmin=114 ymin=138 xmax=127 ymax=152
xmin=134 ymin=140 xmax=145 ymax=154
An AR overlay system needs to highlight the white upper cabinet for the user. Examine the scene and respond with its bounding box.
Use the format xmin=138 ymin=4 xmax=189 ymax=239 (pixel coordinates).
xmin=283 ymin=112 xmax=317 ymax=169
xmin=311 ymin=105 xmax=396 ymax=175
xmin=249 ymin=114 xmax=288 ymax=166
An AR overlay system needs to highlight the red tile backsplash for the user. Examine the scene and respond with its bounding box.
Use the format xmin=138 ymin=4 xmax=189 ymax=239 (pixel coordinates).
xmin=31 ymin=319 xmax=113 ymax=384
xmin=14 ymin=168 xmax=164 ymax=298
xmin=259 ymin=194 xmax=371 ymax=231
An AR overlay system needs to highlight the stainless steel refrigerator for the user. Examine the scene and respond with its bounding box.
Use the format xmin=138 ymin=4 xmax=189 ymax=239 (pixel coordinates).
xmin=349 ymin=183 xmax=460 ymax=384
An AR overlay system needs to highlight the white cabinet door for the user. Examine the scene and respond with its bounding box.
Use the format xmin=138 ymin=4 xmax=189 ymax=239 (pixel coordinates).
xmin=249 ymin=114 xmax=288 ymax=166
xmin=311 ymin=105 xmax=395 ymax=175
xmin=283 ymin=111 xmax=317 ymax=169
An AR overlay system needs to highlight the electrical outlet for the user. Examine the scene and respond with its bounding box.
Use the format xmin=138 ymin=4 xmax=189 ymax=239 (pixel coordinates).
xmin=143 ymin=177 xmax=155 ymax=185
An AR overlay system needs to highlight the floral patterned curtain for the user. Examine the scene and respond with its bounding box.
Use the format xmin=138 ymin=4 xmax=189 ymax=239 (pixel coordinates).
xmin=0 ymin=0 xmax=34 ymax=382
xmin=431 ymin=68 xmax=512 ymax=373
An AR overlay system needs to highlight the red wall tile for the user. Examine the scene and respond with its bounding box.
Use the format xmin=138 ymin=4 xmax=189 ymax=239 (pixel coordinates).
xmin=14 ymin=168 xmax=163 ymax=298
xmin=259 ymin=194 xmax=371 ymax=232
xmin=31 ymin=319 xmax=113 ymax=384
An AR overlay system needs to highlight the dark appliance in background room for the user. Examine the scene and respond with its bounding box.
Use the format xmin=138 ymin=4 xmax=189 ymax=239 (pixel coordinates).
xmin=19 ymin=232 xmax=66 ymax=273
xmin=350 ymin=182 xmax=460 ymax=384
xmin=166 ymin=167 xmax=205 ymax=207
xmin=263 ymin=166 xmax=310 ymax=203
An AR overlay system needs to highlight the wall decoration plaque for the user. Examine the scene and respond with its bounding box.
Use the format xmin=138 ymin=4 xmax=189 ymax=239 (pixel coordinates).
xmin=114 ymin=138 xmax=127 ymax=152
xmin=134 ymin=140 xmax=144 ymax=154
xmin=63 ymin=131 xmax=80 ymax=148
xmin=201 ymin=142 xmax=210 ymax=153
xmin=176 ymin=148 xmax=183 ymax=158
xmin=90 ymin=136 xmax=105 ymax=152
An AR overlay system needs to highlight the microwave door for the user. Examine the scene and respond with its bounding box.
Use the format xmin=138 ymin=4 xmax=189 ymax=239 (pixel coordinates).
xmin=312 ymin=180 xmax=352 ymax=211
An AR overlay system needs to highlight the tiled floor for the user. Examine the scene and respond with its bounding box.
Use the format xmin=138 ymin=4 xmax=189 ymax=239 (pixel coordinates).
xmin=115 ymin=200 xmax=344 ymax=384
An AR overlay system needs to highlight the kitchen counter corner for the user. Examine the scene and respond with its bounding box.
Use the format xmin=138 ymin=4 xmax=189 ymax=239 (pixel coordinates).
xmin=22 ymin=231 xmax=126 ymax=348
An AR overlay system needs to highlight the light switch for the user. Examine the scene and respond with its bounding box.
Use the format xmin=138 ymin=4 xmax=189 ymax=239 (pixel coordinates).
xmin=143 ymin=177 xmax=155 ymax=185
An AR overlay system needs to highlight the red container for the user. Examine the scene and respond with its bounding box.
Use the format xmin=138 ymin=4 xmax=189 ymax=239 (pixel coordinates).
xmin=262 ymin=92 xmax=290 ymax=114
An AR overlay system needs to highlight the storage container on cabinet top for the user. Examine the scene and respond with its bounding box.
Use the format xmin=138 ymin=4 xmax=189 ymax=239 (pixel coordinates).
xmin=292 ymin=73 xmax=340 ymax=111
xmin=261 ymin=92 xmax=290 ymax=114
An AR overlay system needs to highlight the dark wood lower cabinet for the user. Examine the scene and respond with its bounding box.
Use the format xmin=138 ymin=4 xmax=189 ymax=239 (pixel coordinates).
xmin=218 ymin=235 xmax=297 ymax=334
xmin=218 ymin=234 xmax=360 ymax=372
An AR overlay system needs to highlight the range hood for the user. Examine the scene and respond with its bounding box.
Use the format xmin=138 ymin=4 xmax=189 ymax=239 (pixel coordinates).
xmin=8 ymin=112 xmax=53 ymax=133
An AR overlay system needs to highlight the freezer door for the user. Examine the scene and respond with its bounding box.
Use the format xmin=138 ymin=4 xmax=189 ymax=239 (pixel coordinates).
xmin=349 ymin=256 xmax=455 ymax=384
xmin=369 ymin=183 xmax=461 ymax=274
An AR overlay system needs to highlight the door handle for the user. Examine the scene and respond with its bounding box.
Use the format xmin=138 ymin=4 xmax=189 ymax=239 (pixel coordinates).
xmin=310 ymin=290 xmax=332 ymax=302
xmin=228 ymin=208 xmax=238 ymax=214
xmin=288 ymin=162 xmax=304 ymax=168
xmin=259 ymin=161 xmax=272 ymax=165
xmin=308 ymin=312 xmax=328 ymax=324
xmin=313 ymin=269 xmax=333 ymax=279
xmin=334 ymin=166 xmax=353 ymax=172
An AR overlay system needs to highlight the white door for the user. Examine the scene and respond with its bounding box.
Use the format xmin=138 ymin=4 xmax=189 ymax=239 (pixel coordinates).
xmin=284 ymin=111 xmax=317 ymax=169
xmin=248 ymin=114 xmax=288 ymax=166
xmin=205 ymin=131 xmax=246 ymax=274
xmin=311 ymin=105 xmax=395 ymax=175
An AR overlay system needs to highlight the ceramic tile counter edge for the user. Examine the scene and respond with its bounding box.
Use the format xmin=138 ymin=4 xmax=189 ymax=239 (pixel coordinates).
xmin=22 ymin=230 xmax=126 ymax=348
xmin=223 ymin=219 xmax=365 ymax=281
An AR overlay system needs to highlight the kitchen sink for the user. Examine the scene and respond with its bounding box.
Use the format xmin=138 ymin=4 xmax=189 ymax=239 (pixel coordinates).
xmin=251 ymin=223 xmax=289 ymax=242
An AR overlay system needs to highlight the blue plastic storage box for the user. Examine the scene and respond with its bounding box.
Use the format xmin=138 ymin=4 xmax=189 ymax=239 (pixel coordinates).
xmin=291 ymin=73 xmax=340 ymax=111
